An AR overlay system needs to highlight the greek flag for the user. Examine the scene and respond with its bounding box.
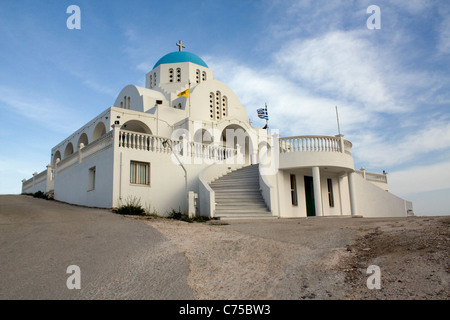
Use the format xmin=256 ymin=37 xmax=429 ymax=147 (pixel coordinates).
xmin=257 ymin=106 xmax=268 ymax=120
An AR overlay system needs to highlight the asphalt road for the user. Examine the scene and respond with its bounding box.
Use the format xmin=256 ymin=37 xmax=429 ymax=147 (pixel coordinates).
xmin=0 ymin=195 xmax=194 ymax=299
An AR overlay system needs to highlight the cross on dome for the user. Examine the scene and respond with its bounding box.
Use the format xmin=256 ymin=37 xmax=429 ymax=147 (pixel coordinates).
xmin=176 ymin=40 xmax=186 ymax=52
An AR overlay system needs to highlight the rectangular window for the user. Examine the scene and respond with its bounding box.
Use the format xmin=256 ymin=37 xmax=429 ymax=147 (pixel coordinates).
xmin=88 ymin=166 xmax=96 ymax=191
xmin=130 ymin=161 xmax=150 ymax=185
xmin=290 ymin=174 xmax=298 ymax=206
xmin=327 ymin=178 xmax=334 ymax=207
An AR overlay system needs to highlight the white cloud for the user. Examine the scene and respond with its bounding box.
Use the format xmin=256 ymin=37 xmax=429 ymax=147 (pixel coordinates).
xmin=389 ymin=160 xmax=450 ymax=195
xmin=354 ymin=119 xmax=450 ymax=167
xmin=0 ymin=86 xmax=80 ymax=134
xmin=275 ymin=30 xmax=407 ymax=113
xmin=438 ymin=15 xmax=450 ymax=55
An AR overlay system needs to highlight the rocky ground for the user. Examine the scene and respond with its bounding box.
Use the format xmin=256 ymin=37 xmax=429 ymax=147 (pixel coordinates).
xmin=340 ymin=216 xmax=449 ymax=299
xmin=132 ymin=215 xmax=449 ymax=300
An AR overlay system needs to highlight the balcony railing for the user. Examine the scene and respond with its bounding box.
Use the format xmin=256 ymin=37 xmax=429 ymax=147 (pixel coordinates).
xmin=279 ymin=135 xmax=352 ymax=154
xmin=355 ymin=169 xmax=388 ymax=183
xmin=118 ymin=130 xmax=236 ymax=160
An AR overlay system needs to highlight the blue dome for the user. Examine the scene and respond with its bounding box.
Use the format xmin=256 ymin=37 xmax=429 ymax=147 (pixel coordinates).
xmin=152 ymin=51 xmax=208 ymax=69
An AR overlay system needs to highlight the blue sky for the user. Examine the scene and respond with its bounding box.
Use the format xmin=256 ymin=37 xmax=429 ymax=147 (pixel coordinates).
xmin=0 ymin=0 xmax=449 ymax=216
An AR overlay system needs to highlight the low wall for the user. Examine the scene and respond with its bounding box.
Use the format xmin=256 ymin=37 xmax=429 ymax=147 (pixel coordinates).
xmin=198 ymin=159 xmax=244 ymax=218
xmin=354 ymin=173 xmax=408 ymax=217
xmin=22 ymin=170 xmax=47 ymax=194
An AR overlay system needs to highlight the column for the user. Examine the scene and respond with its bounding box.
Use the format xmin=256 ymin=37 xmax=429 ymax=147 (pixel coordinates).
xmin=312 ymin=166 xmax=323 ymax=217
xmin=348 ymin=171 xmax=358 ymax=216
xmin=46 ymin=164 xmax=54 ymax=192
xmin=338 ymin=174 xmax=345 ymax=216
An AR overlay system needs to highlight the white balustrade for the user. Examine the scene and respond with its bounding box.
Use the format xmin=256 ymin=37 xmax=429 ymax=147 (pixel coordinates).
xmin=279 ymin=135 xmax=348 ymax=153
xmin=118 ymin=130 xmax=236 ymax=160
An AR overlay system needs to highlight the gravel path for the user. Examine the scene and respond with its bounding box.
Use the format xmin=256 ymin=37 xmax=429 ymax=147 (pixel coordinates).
xmin=0 ymin=195 xmax=193 ymax=299
xmin=136 ymin=215 xmax=450 ymax=300
xmin=2 ymin=195 xmax=448 ymax=300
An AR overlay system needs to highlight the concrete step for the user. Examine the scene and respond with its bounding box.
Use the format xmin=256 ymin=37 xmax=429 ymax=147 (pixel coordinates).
xmin=216 ymin=201 xmax=267 ymax=211
xmin=211 ymin=182 xmax=259 ymax=188
xmin=211 ymin=178 xmax=259 ymax=184
xmin=213 ymin=174 xmax=258 ymax=181
xmin=212 ymin=187 xmax=260 ymax=192
xmin=214 ymin=212 xmax=275 ymax=220
xmin=210 ymin=165 xmax=272 ymax=220
xmin=215 ymin=194 xmax=264 ymax=200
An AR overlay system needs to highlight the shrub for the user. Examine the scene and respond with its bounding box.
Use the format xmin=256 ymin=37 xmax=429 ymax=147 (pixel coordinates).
xmin=116 ymin=196 xmax=146 ymax=216
xmin=167 ymin=209 xmax=210 ymax=223
xmin=31 ymin=191 xmax=53 ymax=200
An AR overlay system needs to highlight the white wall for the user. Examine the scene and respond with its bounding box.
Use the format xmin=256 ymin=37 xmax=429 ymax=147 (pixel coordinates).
xmin=354 ymin=174 xmax=407 ymax=217
xmin=112 ymin=147 xmax=225 ymax=216
xmin=53 ymin=137 xmax=115 ymax=208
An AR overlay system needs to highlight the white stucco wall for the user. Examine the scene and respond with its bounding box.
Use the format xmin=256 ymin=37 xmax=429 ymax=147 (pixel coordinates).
xmin=353 ymin=174 xmax=408 ymax=217
xmin=53 ymin=131 xmax=115 ymax=208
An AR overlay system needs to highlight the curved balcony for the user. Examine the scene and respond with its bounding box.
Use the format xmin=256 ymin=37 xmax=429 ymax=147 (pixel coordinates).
xmin=278 ymin=135 xmax=354 ymax=170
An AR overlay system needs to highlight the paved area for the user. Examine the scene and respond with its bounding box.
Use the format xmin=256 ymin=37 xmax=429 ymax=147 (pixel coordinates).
xmin=0 ymin=195 xmax=193 ymax=299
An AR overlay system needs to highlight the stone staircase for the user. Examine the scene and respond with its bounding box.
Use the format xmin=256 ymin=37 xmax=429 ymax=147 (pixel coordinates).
xmin=210 ymin=165 xmax=275 ymax=220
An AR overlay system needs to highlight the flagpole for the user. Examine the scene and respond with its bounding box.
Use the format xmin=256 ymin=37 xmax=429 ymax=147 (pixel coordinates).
xmin=265 ymin=103 xmax=268 ymax=130
xmin=188 ymin=82 xmax=191 ymax=118
xmin=335 ymin=106 xmax=341 ymax=136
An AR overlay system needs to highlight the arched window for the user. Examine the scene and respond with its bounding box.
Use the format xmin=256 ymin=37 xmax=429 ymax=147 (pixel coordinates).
xmin=209 ymin=92 xmax=214 ymax=119
xmin=77 ymin=133 xmax=89 ymax=149
xmin=127 ymin=97 xmax=131 ymax=109
xmin=202 ymin=71 xmax=207 ymax=81
xmin=64 ymin=143 xmax=74 ymax=158
xmin=149 ymin=75 xmax=152 ymax=88
xmin=169 ymin=68 xmax=174 ymax=83
xmin=222 ymin=95 xmax=228 ymax=117
xmin=153 ymin=72 xmax=157 ymax=87
xmin=53 ymin=151 xmax=61 ymax=165
xmin=92 ymin=122 xmax=106 ymax=141
xmin=176 ymin=68 xmax=181 ymax=82
xmin=178 ymin=103 xmax=182 ymax=109
xmin=196 ymin=69 xmax=200 ymax=83
xmin=215 ymin=91 xmax=221 ymax=120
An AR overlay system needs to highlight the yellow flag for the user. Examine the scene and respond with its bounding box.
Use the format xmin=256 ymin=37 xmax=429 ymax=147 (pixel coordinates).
xmin=177 ymin=88 xmax=189 ymax=98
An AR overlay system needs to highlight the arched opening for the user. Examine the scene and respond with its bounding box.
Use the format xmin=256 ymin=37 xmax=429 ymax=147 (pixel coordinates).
xmin=221 ymin=124 xmax=254 ymax=165
xmin=64 ymin=143 xmax=74 ymax=158
xmin=53 ymin=150 xmax=61 ymax=165
xmin=121 ymin=120 xmax=152 ymax=134
xmin=194 ymin=128 xmax=213 ymax=145
xmin=77 ymin=133 xmax=89 ymax=149
xmin=92 ymin=122 xmax=107 ymax=141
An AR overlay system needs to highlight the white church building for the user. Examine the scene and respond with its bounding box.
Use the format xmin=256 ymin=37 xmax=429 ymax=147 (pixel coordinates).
xmin=22 ymin=42 xmax=414 ymax=219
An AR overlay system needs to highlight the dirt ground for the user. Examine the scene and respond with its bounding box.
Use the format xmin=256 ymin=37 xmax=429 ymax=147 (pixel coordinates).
xmin=132 ymin=215 xmax=449 ymax=300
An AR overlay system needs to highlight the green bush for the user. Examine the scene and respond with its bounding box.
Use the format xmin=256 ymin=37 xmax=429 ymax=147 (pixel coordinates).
xmin=167 ymin=209 xmax=209 ymax=223
xmin=116 ymin=196 xmax=146 ymax=216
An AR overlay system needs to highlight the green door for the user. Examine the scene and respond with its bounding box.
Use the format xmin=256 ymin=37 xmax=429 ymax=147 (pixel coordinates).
xmin=304 ymin=176 xmax=316 ymax=217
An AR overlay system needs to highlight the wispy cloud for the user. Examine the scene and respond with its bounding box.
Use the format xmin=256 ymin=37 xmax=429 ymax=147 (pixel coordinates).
xmin=389 ymin=160 xmax=450 ymax=195
xmin=0 ymin=86 xmax=81 ymax=134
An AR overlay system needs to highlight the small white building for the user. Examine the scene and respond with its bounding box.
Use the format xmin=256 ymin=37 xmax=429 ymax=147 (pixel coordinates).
xmin=22 ymin=43 xmax=414 ymax=219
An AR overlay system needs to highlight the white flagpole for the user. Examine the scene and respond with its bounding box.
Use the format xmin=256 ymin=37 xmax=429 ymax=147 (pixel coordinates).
xmin=335 ymin=106 xmax=341 ymax=135
xmin=265 ymin=103 xmax=268 ymax=130
xmin=188 ymin=82 xmax=191 ymax=118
